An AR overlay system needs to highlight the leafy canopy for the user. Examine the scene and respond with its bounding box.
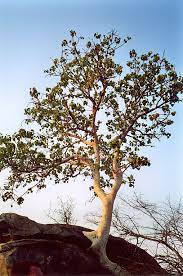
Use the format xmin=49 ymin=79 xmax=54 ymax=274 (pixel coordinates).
xmin=0 ymin=31 xmax=182 ymax=204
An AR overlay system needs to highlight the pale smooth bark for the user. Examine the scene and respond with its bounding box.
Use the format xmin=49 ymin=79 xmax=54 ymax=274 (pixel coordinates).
xmin=83 ymin=195 xmax=131 ymax=275
xmin=83 ymin=163 xmax=131 ymax=275
xmin=83 ymin=101 xmax=131 ymax=274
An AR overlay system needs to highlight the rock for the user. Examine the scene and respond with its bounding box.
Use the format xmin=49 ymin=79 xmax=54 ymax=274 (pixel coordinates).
xmin=107 ymin=236 xmax=166 ymax=275
xmin=0 ymin=213 xmax=167 ymax=275
xmin=0 ymin=213 xmax=41 ymax=238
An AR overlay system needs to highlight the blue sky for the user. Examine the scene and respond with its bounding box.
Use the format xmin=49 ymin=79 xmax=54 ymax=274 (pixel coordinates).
xmin=0 ymin=0 xmax=182 ymax=223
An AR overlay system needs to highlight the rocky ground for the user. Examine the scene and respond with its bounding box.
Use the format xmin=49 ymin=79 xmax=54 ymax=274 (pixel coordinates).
xmin=0 ymin=213 xmax=167 ymax=275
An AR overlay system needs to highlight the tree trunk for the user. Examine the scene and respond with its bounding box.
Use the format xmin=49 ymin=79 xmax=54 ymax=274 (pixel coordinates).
xmin=83 ymin=197 xmax=131 ymax=275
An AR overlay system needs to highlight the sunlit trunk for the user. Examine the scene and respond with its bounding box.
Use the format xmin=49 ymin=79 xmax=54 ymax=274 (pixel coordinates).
xmin=83 ymin=197 xmax=131 ymax=275
xmin=83 ymin=154 xmax=131 ymax=275
xmin=92 ymin=197 xmax=113 ymax=253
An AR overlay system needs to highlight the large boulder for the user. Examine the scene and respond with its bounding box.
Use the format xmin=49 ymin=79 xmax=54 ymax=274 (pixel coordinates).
xmin=0 ymin=213 xmax=167 ymax=275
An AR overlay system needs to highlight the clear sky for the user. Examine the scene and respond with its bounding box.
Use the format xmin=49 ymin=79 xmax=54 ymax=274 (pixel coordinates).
xmin=0 ymin=0 xmax=183 ymax=224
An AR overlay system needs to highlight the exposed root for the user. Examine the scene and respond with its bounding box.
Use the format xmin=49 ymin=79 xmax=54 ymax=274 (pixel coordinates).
xmin=98 ymin=251 xmax=132 ymax=276
xmin=83 ymin=230 xmax=98 ymax=246
xmin=83 ymin=231 xmax=132 ymax=276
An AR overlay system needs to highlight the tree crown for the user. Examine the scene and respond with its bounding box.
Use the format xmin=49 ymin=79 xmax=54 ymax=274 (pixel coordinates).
xmin=0 ymin=30 xmax=182 ymax=204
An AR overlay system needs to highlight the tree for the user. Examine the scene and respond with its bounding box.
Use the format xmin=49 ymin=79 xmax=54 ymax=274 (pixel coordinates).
xmin=47 ymin=196 xmax=77 ymax=225
xmin=0 ymin=30 xmax=182 ymax=274
xmin=112 ymin=195 xmax=183 ymax=275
